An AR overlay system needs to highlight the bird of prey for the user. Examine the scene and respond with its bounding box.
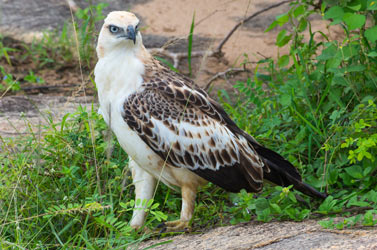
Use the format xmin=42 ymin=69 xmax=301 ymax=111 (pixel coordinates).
xmin=95 ymin=11 xmax=326 ymax=232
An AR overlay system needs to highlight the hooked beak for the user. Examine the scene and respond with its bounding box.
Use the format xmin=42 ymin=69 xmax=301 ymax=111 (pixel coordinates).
xmin=126 ymin=25 xmax=136 ymax=44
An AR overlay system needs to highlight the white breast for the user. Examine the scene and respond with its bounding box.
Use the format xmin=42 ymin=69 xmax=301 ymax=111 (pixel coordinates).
xmin=94 ymin=49 xmax=183 ymax=188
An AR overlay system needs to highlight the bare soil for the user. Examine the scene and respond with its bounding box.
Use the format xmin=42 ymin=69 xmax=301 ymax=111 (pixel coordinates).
xmin=0 ymin=0 xmax=375 ymax=249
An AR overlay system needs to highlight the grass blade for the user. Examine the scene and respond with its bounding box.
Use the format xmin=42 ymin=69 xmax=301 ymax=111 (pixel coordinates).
xmin=188 ymin=12 xmax=195 ymax=76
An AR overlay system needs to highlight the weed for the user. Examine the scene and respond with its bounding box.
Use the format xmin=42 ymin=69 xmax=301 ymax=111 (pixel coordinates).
xmin=0 ymin=66 xmax=20 ymax=91
xmin=1 ymin=3 xmax=107 ymax=70
xmin=0 ymin=35 xmax=17 ymax=66
xmin=23 ymin=70 xmax=45 ymax=84
xmin=219 ymin=0 xmax=377 ymax=228
xmin=0 ymin=107 xmax=171 ymax=248
xmin=188 ymin=12 xmax=196 ymax=76
xmin=74 ymin=2 xmax=108 ymax=68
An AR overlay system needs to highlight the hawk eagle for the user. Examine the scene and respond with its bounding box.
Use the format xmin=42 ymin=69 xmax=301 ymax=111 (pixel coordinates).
xmin=95 ymin=11 xmax=326 ymax=232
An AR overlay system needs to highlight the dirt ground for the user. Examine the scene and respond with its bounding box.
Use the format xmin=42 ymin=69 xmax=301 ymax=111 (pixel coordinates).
xmin=0 ymin=0 xmax=375 ymax=249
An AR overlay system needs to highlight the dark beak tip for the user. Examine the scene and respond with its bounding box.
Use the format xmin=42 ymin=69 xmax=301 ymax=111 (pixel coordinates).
xmin=126 ymin=25 xmax=136 ymax=44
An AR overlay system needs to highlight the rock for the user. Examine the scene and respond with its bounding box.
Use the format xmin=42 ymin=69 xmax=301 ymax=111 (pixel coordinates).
xmin=0 ymin=95 xmax=94 ymax=137
xmin=139 ymin=219 xmax=377 ymax=250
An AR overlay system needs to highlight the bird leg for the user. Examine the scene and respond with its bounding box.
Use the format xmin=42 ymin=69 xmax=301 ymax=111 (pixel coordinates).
xmin=158 ymin=185 xmax=197 ymax=233
xmin=129 ymin=159 xmax=157 ymax=230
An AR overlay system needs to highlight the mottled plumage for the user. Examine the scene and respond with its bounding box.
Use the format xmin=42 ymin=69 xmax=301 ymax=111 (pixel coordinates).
xmin=123 ymin=61 xmax=265 ymax=192
xmin=95 ymin=11 xmax=326 ymax=232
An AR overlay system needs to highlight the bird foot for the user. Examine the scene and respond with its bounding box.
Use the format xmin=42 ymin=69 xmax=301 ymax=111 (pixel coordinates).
xmin=156 ymin=220 xmax=191 ymax=233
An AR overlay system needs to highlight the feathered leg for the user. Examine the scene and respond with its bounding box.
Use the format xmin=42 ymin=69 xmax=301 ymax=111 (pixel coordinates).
xmin=129 ymin=159 xmax=157 ymax=229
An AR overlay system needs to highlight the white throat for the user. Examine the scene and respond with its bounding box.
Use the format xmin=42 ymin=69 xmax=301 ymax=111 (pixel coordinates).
xmin=94 ymin=46 xmax=145 ymax=124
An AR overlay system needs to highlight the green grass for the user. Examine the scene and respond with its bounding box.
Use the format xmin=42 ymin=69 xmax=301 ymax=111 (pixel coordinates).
xmin=0 ymin=0 xmax=377 ymax=248
xmin=0 ymin=108 xmax=166 ymax=248
xmin=187 ymin=12 xmax=196 ymax=76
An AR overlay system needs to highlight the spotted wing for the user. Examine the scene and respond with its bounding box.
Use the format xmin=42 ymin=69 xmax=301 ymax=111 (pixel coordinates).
xmin=122 ymin=63 xmax=265 ymax=192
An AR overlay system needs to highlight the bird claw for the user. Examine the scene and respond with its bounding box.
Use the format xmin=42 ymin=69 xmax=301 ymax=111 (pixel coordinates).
xmin=156 ymin=222 xmax=166 ymax=229
xmin=155 ymin=220 xmax=191 ymax=234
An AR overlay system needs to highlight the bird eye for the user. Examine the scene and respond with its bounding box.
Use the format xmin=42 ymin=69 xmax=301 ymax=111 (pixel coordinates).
xmin=135 ymin=23 xmax=140 ymax=32
xmin=109 ymin=25 xmax=119 ymax=33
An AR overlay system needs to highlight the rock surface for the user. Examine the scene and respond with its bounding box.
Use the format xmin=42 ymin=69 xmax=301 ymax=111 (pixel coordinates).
xmin=138 ymin=219 xmax=377 ymax=250
xmin=0 ymin=95 xmax=94 ymax=137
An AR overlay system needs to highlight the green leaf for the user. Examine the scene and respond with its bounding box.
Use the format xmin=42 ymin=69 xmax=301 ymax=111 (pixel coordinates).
xmin=257 ymin=208 xmax=272 ymax=222
xmin=270 ymin=203 xmax=282 ymax=214
xmin=319 ymin=196 xmax=337 ymax=212
xmin=265 ymin=20 xmax=278 ymax=32
xmin=367 ymin=0 xmax=377 ymax=10
xmin=319 ymin=219 xmax=334 ymax=229
xmin=363 ymin=210 xmax=376 ymax=226
xmin=317 ymin=44 xmax=338 ymax=61
xmin=342 ymin=44 xmax=359 ymax=60
xmin=345 ymin=165 xmax=364 ymax=179
xmin=336 ymin=222 xmax=345 ymax=230
xmin=365 ymin=190 xmax=377 ymax=203
xmin=298 ymin=19 xmax=308 ymax=32
xmin=347 ymin=0 xmax=362 ymax=11
xmin=276 ymin=29 xmax=292 ymax=47
xmin=278 ymin=55 xmax=290 ymax=67
xmin=255 ymin=198 xmax=269 ymax=212
xmin=365 ymin=25 xmax=377 ymax=42
xmin=288 ymin=192 xmax=297 ymax=203
xmin=276 ymin=13 xmax=289 ymax=26
xmin=347 ymin=196 xmax=370 ymax=207
xmin=155 ymin=56 xmax=179 ymax=73
xmin=280 ymin=94 xmax=292 ymax=107
xmin=344 ymin=64 xmax=366 ymax=72
xmin=343 ymin=13 xmax=365 ymax=30
xmin=187 ymin=12 xmax=195 ymax=76
xmin=324 ymin=6 xmax=344 ymax=24
xmin=367 ymin=51 xmax=377 ymax=57
xmin=293 ymin=5 xmax=306 ymax=18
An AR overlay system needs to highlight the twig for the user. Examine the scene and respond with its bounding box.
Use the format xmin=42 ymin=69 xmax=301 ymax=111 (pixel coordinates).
xmin=214 ymin=0 xmax=292 ymax=56
xmin=149 ymin=1 xmax=292 ymax=68
xmin=311 ymin=206 xmax=373 ymax=218
xmin=204 ymin=67 xmax=248 ymax=91
xmin=149 ymin=48 xmax=212 ymax=68
xmin=21 ymin=84 xmax=79 ymax=91
xmin=195 ymin=9 xmax=225 ymax=27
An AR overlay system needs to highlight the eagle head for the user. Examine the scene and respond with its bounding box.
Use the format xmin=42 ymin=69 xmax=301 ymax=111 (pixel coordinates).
xmin=97 ymin=11 xmax=142 ymax=58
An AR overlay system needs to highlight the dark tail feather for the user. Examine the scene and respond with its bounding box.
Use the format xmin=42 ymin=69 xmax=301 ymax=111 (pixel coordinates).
xmin=254 ymin=145 xmax=327 ymax=199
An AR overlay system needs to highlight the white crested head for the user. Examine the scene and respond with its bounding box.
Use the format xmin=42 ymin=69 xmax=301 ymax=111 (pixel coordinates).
xmin=97 ymin=11 xmax=143 ymax=58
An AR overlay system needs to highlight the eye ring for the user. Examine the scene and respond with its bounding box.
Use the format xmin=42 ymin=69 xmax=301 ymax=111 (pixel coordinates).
xmin=109 ymin=25 xmax=119 ymax=33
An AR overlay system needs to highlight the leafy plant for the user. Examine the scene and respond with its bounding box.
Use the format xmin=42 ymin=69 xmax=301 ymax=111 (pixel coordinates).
xmin=25 ymin=22 xmax=75 ymax=68
xmin=0 ymin=35 xmax=17 ymax=66
xmin=0 ymin=107 xmax=168 ymax=248
xmin=74 ymin=2 xmax=108 ymax=67
xmin=227 ymin=186 xmax=311 ymax=224
xmin=219 ymin=0 xmax=377 ymax=227
xmin=0 ymin=66 xmax=20 ymax=91
xmin=23 ymin=70 xmax=45 ymax=84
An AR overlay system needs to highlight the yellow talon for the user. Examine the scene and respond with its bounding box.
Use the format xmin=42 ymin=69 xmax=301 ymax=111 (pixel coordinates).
xmin=157 ymin=220 xmax=191 ymax=233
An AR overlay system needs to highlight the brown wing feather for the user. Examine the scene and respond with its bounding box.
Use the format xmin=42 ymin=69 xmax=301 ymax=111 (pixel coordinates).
xmin=122 ymin=60 xmax=265 ymax=192
xmin=143 ymin=61 xmax=305 ymax=185
xmin=124 ymin=58 xmax=327 ymax=198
